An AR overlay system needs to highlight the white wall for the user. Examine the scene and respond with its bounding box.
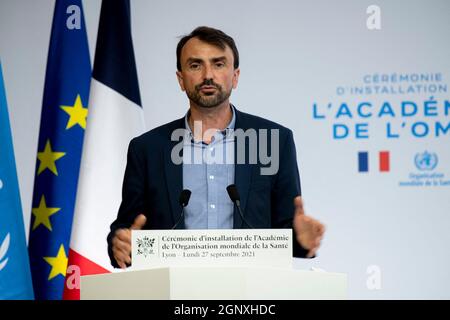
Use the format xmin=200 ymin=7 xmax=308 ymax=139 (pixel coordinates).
xmin=1 ymin=0 xmax=449 ymax=299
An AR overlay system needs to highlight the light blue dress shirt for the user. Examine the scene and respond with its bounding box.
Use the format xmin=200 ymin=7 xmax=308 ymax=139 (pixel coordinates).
xmin=182 ymin=106 xmax=236 ymax=229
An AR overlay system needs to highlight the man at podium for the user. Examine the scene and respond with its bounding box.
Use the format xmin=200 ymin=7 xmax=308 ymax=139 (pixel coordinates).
xmin=107 ymin=26 xmax=325 ymax=269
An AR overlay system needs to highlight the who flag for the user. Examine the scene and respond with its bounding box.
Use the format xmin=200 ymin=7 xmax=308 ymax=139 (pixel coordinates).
xmin=0 ymin=62 xmax=34 ymax=300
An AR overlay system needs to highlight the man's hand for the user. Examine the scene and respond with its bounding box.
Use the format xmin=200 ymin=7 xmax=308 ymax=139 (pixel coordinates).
xmin=111 ymin=214 xmax=147 ymax=269
xmin=293 ymin=196 xmax=325 ymax=258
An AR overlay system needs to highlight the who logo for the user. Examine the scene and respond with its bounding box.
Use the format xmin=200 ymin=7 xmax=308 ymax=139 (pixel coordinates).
xmin=0 ymin=233 xmax=10 ymax=271
xmin=0 ymin=179 xmax=9 ymax=271
xmin=414 ymin=151 xmax=438 ymax=171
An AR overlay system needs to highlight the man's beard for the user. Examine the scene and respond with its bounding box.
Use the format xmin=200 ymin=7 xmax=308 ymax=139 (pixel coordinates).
xmin=185 ymin=79 xmax=232 ymax=108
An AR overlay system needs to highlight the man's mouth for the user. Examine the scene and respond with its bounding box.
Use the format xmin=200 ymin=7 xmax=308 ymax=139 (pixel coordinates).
xmin=199 ymin=86 xmax=217 ymax=93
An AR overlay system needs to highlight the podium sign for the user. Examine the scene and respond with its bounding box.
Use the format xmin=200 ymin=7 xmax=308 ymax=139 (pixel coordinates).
xmin=131 ymin=229 xmax=292 ymax=269
xmin=81 ymin=229 xmax=348 ymax=299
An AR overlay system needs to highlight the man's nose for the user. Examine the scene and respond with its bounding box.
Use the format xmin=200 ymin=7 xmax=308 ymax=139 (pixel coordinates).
xmin=203 ymin=64 xmax=214 ymax=80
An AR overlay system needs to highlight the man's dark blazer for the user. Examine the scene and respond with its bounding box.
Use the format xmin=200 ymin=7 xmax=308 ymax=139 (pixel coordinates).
xmin=107 ymin=107 xmax=309 ymax=267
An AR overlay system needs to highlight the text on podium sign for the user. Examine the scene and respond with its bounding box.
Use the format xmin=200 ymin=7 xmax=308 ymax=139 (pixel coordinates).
xmin=131 ymin=229 xmax=292 ymax=269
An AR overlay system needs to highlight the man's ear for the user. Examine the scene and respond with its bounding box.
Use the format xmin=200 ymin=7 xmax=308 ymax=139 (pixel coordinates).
xmin=176 ymin=71 xmax=185 ymax=91
xmin=232 ymin=68 xmax=240 ymax=89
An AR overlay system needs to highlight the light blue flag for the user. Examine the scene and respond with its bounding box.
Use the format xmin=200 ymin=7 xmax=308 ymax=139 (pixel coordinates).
xmin=0 ymin=62 xmax=34 ymax=299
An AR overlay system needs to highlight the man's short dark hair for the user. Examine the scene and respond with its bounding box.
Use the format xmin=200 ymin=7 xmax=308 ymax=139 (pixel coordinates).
xmin=176 ymin=26 xmax=239 ymax=71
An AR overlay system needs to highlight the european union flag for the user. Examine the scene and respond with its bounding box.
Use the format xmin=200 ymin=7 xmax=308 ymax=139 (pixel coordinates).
xmin=0 ymin=62 xmax=34 ymax=300
xmin=28 ymin=0 xmax=91 ymax=300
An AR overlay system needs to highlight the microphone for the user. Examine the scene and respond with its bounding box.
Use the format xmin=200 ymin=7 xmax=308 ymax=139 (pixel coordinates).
xmin=226 ymin=184 xmax=254 ymax=229
xmin=172 ymin=189 xmax=192 ymax=229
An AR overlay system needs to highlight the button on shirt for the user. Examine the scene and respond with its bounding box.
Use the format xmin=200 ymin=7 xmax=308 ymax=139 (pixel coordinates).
xmin=182 ymin=107 xmax=236 ymax=229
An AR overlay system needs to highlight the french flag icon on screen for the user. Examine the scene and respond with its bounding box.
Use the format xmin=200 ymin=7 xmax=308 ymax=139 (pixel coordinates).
xmin=358 ymin=151 xmax=390 ymax=172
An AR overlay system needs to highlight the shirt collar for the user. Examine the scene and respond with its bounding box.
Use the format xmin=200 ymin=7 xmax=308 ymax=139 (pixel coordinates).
xmin=184 ymin=104 xmax=236 ymax=141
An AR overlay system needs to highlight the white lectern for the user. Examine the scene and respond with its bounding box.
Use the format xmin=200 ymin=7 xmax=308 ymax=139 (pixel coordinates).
xmin=80 ymin=266 xmax=347 ymax=300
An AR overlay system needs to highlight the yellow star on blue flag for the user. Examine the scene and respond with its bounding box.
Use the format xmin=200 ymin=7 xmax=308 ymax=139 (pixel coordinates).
xmin=37 ymin=140 xmax=66 ymax=176
xmin=60 ymin=94 xmax=88 ymax=130
xmin=31 ymin=195 xmax=61 ymax=231
xmin=43 ymin=244 xmax=68 ymax=280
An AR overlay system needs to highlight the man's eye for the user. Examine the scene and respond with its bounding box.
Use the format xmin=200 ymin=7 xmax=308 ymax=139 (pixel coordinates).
xmin=215 ymin=62 xmax=225 ymax=68
xmin=190 ymin=64 xmax=200 ymax=70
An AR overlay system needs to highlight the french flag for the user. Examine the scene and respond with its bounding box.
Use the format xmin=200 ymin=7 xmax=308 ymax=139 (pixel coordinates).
xmin=64 ymin=0 xmax=145 ymax=299
xmin=358 ymin=151 xmax=390 ymax=172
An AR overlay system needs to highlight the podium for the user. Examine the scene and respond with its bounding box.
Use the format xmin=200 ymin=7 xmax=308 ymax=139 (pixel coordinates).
xmin=80 ymin=266 xmax=347 ymax=300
